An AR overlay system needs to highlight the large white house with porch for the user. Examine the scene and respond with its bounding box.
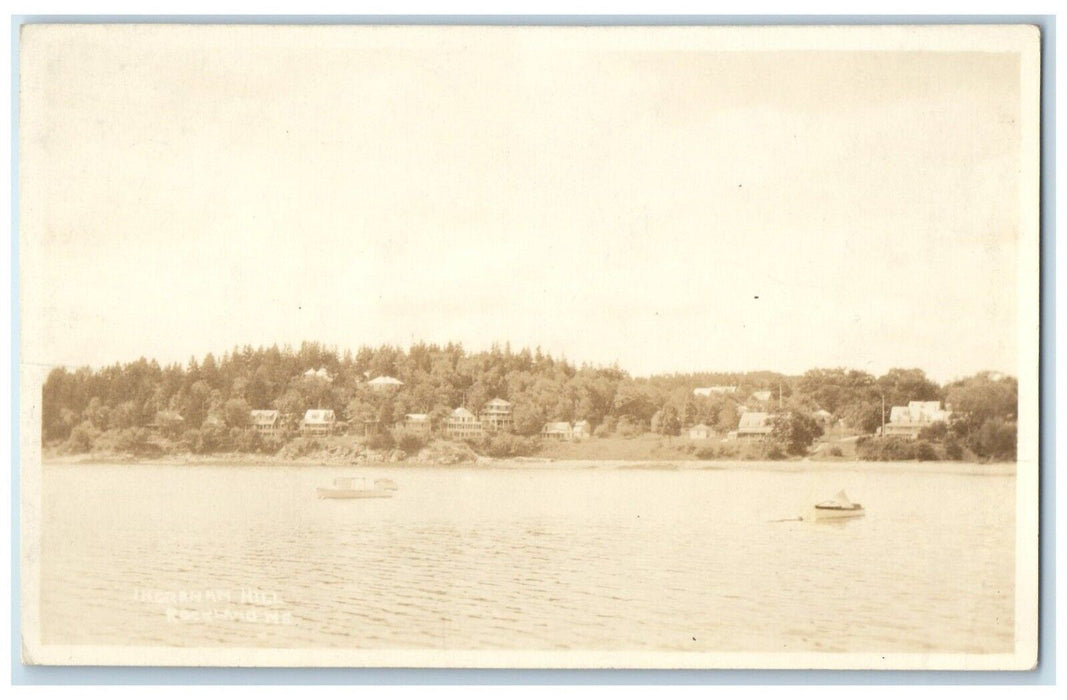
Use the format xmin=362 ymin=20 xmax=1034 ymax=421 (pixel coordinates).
xmin=881 ymin=401 xmax=950 ymax=440
xmin=250 ymin=409 xmax=281 ymax=436
xmin=301 ymin=409 xmax=336 ymax=436
xmin=479 ymin=398 xmax=514 ymax=433
xmin=446 ymin=407 xmax=483 ymax=440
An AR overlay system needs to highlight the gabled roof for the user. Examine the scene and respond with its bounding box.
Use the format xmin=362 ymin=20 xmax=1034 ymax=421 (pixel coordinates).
xmin=889 ymin=401 xmax=948 ymax=425
xmin=738 ymin=412 xmax=771 ymax=430
xmin=405 ymin=413 xmax=429 ymax=422
xmin=690 ymin=423 xmax=711 ymax=430
xmin=450 ymin=407 xmax=476 ymax=419
xmin=750 ymin=390 xmax=773 ymax=402
xmin=889 ymin=406 xmax=910 ymax=423
xmin=303 ymin=367 xmax=332 ymax=380
xmin=543 ymin=422 xmax=572 ymax=433
xmin=250 ymin=409 xmax=279 ymax=425
xmin=369 ymin=376 xmax=403 ymax=386
xmin=303 ymin=409 xmax=336 ymax=423
xmin=483 ymin=398 xmax=511 ymax=408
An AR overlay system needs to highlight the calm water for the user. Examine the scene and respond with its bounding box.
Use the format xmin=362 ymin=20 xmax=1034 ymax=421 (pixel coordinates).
xmin=40 ymin=462 xmax=1015 ymax=653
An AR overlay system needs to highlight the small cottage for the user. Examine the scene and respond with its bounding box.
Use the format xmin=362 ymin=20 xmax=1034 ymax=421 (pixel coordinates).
xmin=404 ymin=413 xmax=432 ymax=435
xmin=688 ymin=423 xmax=712 ymax=440
xmin=542 ymin=422 xmax=573 ymax=440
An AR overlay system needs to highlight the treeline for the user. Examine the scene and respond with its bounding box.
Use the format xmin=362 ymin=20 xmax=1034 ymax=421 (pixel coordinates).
xmin=41 ymin=341 xmax=1018 ymax=460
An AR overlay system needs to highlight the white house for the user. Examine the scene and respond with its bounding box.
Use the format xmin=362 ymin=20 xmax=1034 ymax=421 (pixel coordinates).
xmin=688 ymin=423 xmax=712 ymax=440
xmin=446 ymin=407 xmax=483 ymax=440
xmin=404 ymin=413 xmax=432 ymax=435
xmin=736 ymin=412 xmax=774 ymax=439
xmin=693 ymin=386 xmax=737 ymax=397
xmin=301 ymin=409 xmax=336 ymax=436
xmin=542 ymin=422 xmax=573 ymax=440
xmin=882 ymin=401 xmax=950 ymax=439
xmin=479 ymin=398 xmax=514 ymax=433
xmin=250 ymin=409 xmax=281 ymax=436
xmin=368 ymin=376 xmax=404 ymax=390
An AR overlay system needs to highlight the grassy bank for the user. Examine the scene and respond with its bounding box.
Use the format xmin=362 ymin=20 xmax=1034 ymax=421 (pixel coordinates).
xmin=44 ymin=428 xmax=1002 ymax=469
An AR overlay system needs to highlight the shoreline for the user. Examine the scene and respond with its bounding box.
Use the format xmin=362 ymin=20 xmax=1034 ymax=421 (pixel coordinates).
xmin=41 ymin=452 xmax=1017 ymax=477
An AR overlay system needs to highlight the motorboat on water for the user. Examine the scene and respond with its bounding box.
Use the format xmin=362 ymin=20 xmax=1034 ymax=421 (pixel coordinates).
xmin=373 ymin=478 xmax=399 ymax=492
xmin=316 ymin=476 xmax=395 ymax=500
xmin=809 ymin=490 xmax=865 ymax=521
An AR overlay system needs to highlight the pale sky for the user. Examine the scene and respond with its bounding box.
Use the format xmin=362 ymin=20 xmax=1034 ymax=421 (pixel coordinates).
xmin=20 ymin=26 xmax=1035 ymax=382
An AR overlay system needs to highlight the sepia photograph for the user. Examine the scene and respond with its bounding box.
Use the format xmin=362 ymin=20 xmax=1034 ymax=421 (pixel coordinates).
xmin=17 ymin=23 xmax=1041 ymax=669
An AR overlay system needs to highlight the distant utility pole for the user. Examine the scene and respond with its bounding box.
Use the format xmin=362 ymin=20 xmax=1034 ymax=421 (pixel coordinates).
xmin=881 ymin=394 xmax=886 ymax=436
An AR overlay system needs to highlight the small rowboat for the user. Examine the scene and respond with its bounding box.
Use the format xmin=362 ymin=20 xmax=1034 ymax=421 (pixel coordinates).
xmin=317 ymin=477 xmax=394 ymax=500
xmin=809 ymin=490 xmax=865 ymax=521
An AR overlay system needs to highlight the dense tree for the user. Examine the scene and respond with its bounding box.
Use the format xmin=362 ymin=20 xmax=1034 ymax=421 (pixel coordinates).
xmin=942 ymin=373 xmax=1018 ymax=461
xmin=651 ymin=406 xmax=682 ymax=436
xmin=877 ymin=368 xmax=942 ymax=405
xmin=771 ymin=410 xmax=824 ymax=455
xmin=39 ymin=342 xmax=1018 ymax=461
xmin=512 ymin=403 xmax=547 ymax=437
xmin=945 ymin=373 xmax=1018 ymax=427
xmin=223 ymin=399 xmax=253 ymax=428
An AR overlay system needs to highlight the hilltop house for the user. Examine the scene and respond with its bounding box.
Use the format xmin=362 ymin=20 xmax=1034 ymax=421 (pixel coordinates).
xmin=301 ymin=409 xmax=336 ymax=436
xmin=368 ymin=376 xmax=404 ymax=391
xmin=250 ymin=409 xmax=281 ymax=436
xmin=479 ymin=398 xmax=514 ymax=433
xmin=303 ymin=367 xmax=332 ymax=381
xmin=688 ymin=423 xmax=712 ymax=440
xmin=882 ymin=401 xmax=950 ymax=440
xmin=693 ymin=386 xmax=737 ymax=397
xmin=446 ymin=407 xmax=483 ymax=440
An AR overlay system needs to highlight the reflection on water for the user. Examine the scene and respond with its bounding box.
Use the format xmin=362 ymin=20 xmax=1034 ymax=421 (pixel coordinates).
xmin=40 ymin=462 xmax=1015 ymax=652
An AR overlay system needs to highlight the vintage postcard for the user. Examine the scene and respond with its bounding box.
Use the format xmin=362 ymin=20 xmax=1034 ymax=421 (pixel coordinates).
xmin=18 ymin=24 xmax=1040 ymax=669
